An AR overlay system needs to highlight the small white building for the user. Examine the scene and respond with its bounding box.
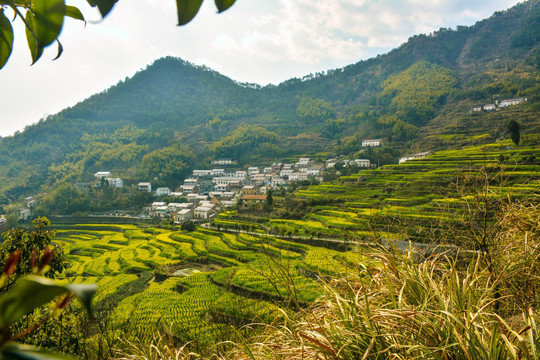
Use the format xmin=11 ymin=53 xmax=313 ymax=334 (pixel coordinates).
xmin=20 ymin=207 xmax=32 ymax=220
xmin=151 ymin=202 xmax=167 ymax=211
xmin=247 ymin=167 xmax=259 ymax=174
xmin=470 ymin=106 xmax=482 ymax=112
xmin=168 ymin=203 xmax=188 ymax=212
xmin=355 ymin=159 xmax=371 ymax=168
xmin=289 ymin=172 xmax=308 ymax=181
xmin=234 ymin=171 xmax=247 ymax=178
xmin=193 ymin=206 xmax=217 ymax=220
xmin=483 ymin=104 xmax=496 ymax=111
xmin=138 ymin=182 xmax=152 ymax=192
xmin=94 ymin=171 xmax=111 ymax=179
xmin=280 ymin=169 xmax=294 ymax=178
xmin=326 ymin=159 xmax=338 ymax=168
xmin=499 ymin=97 xmax=527 ymax=108
xmin=399 ymin=151 xmax=433 ymax=164
xmin=180 ymin=185 xmax=197 ymax=194
xmin=175 ymin=209 xmax=193 ymax=222
xmin=215 ymin=184 xmax=228 ymax=192
xmin=211 ymin=159 xmax=235 ymax=165
xmin=105 ymin=177 xmax=123 ymax=188
xmin=362 ymin=139 xmax=383 ymax=147
xmin=154 ymin=206 xmax=169 ymax=217
xmin=155 ymin=187 xmax=171 ymax=196
xmin=193 ymin=170 xmax=213 ymax=177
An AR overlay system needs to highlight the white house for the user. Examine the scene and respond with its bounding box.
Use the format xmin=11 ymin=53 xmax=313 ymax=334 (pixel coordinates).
xmin=362 ymin=139 xmax=383 ymax=147
xmin=168 ymin=203 xmax=188 ymax=212
xmin=105 ymin=177 xmax=123 ymax=188
xmin=154 ymin=206 xmax=169 ymax=217
xmin=247 ymin=167 xmax=259 ymax=174
xmin=234 ymin=171 xmax=247 ymax=179
xmin=20 ymin=207 xmax=32 ymax=220
xmin=193 ymin=170 xmax=213 ymax=177
xmin=483 ymin=104 xmax=496 ymax=111
xmin=470 ymin=106 xmax=482 ymax=112
xmin=215 ymin=184 xmax=229 ymax=192
xmin=175 ymin=209 xmax=193 ymax=222
xmin=301 ymin=168 xmax=321 ymax=176
xmin=499 ymin=97 xmax=527 ymax=108
xmin=326 ymin=159 xmax=338 ymax=168
xmin=212 ymin=169 xmax=225 ymax=176
xmin=155 ymin=187 xmax=171 ymax=196
xmin=399 ymin=151 xmax=433 ymax=164
xmin=193 ymin=206 xmax=217 ymax=220
xmin=211 ymin=159 xmax=236 ymax=165
xmin=280 ymin=169 xmax=294 ymax=178
xmin=180 ymin=185 xmax=197 ymax=194
xmin=289 ymin=172 xmax=308 ymax=181
xmin=94 ymin=171 xmax=111 ymax=179
xmin=151 ymin=202 xmax=167 ymax=211
xmin=138 ymin=182 xmax=152 ymax=192
xmin=355 ymin=159 xmax=371 ymax=168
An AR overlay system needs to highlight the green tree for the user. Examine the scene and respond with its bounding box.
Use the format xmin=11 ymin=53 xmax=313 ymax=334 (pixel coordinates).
xmin=296 ymin=96 xmax=336 ymax=123
xmin=0 ymin=217 xmax=68 ymax=286
xmin=508 ymin=119 xmax=521 ymax=146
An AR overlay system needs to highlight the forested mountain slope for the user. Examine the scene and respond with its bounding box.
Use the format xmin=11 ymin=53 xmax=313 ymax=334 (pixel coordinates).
xmin=0 ymin=0 xmax=539 ymax=207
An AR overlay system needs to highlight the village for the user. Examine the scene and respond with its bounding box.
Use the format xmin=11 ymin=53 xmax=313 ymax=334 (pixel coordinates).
xmin=128 ymin=154 xmax=375 ymax=224
xmin=6 ymin=137 xmax=439 ymax=228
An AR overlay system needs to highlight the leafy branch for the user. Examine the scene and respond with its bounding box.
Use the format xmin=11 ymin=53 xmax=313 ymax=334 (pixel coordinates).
xmin=0 ymin=0 xmax=236 ymax=70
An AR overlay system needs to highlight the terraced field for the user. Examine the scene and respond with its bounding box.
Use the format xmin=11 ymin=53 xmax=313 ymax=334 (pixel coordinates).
xmin=53 ymin=222 xmax=369 ymax=352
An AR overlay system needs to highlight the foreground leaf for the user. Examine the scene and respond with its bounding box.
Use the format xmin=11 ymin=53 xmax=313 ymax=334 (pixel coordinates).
xmin=65 ymin=6 xmax=85 ymax=22
xmin=52 ymin=39 xmax=63 ymax=60
xmin=0 ymin=10 xmax=14 ymax=70
xmin=0 ymin=343 xmax=75 ymax=360
xmin=214 ymin=0 xmax=236 ymax=13
xmin=176 ymin=0 xmax=203 ymax=25
xmin=87 ymin=0 xmax=118 ymax=19
xmin=0 ymin=276 xmax=97 ymax=328
xmin=24 ymin=11 xmax=43 ymax=64
xmin=30 ymin=0 xmax=65 ymax=47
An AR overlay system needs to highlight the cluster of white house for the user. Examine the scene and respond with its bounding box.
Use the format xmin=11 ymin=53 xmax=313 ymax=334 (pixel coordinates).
xmin=470 ymin=97 xmax=528 ymax=112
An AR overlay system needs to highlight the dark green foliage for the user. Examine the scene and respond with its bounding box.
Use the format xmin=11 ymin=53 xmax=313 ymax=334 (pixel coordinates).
xmin=181 ymin=220 xmax=196 ymax=232
xmin=141 ymin=143 xmax=193 ymax=183
xmin=0 ymin=217 xmax=68 ymax=281
xmin=209 ymin=125 xmax=280 ymax=162
xmin=378 ymin=61 xmax=457 ymax=125
xmin=508 ymin=120 xmax=521 ymax=145
xmin=296 ymin=96 xmax=336 ymax=122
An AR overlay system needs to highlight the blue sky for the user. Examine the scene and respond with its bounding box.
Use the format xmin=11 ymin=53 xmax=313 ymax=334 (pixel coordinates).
xmin=0 ymin=0 xmax=522 ymax=136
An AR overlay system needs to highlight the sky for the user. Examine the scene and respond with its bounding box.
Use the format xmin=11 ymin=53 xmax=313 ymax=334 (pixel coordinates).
xmin=0 ymin=0 xmax=522 ymax=137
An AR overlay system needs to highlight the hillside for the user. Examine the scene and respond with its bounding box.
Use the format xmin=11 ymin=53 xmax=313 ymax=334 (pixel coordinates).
xmin=0 ymin=0 xmax=539 ymax=208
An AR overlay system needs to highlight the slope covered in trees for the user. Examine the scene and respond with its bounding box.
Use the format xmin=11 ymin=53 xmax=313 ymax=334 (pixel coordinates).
xmin=0 ymin=0 xmax=539 ymax=208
